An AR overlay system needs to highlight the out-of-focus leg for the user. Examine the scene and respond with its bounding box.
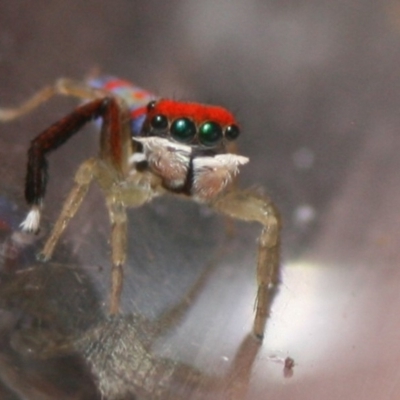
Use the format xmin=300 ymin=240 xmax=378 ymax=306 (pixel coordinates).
xmin=0 ymin=78 xmax=103 ymax=121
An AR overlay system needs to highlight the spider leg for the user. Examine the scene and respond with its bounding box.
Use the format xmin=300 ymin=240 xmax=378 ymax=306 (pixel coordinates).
xmin=0 ymin=78 xmax=104 ymax=122
xmin=21 ymin=97 xmax=127 ymax=233
xmin=33 ymin=91 xmax=133 ymax=315
xmin=211 ymin=189 xmax=281 ymax=340
xmin=39 ymin=158 xmax=97 ymax=261
xmin=106 ymin=198 xmax=128 ymax=315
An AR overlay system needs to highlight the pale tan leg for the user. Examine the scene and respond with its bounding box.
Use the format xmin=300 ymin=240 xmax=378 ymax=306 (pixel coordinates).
xmin=0 ymin=79 xmax=105 ymax=122
xmin=39 ymin=158 xmax=97 ymax=261
xmin=106 ymin=197 xmax=128 ymax=315
xmin=211 ymin=190 xmax=281 ymax=340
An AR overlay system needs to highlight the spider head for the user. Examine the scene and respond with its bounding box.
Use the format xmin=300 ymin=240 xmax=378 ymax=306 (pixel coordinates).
xmin=133 ymin=99 xmax=247 ymax=201
xmin=141 ymin=99 xmax=241 ymax=151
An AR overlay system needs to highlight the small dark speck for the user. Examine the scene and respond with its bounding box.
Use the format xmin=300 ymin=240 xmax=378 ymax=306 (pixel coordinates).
xmin=283 ymin=357 xmax=295 ymax=378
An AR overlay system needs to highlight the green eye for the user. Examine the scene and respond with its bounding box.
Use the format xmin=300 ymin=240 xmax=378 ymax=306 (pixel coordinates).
xmin=225 ymin=124 xmax=240 ymax=141
xmin=150 ymin=114 xmax=168 ymax=131
xmin=170 ymin=118 xmax=196 ymax=142
xmin=199 ymin=121 xmax=223 ymax=146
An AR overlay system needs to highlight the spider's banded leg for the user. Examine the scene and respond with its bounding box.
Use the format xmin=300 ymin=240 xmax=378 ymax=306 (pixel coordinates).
xmin=21 ymin=97 xmax=119 ymax=233
xmin=39 ymin=158 xmax=97 ymax=261
xmin=106 ymin=199 xmax=128 ymax=315
xmin=0 ymin=79 xmax=103 ymax=122
xmin=211 ymin=190 xmax=281 ymax=340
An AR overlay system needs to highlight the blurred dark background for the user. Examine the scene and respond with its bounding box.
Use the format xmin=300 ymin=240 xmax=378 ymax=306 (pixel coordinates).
xmin=1 ymin=1 xmax=400 ymax=399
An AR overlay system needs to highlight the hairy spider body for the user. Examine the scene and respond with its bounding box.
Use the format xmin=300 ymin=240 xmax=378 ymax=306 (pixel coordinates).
xmin=0 ymin=76 xmax=281 ymax=339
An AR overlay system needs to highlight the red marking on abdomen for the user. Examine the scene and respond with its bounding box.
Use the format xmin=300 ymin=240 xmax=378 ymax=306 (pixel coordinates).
xmin=104 ymin=79 xmax=133 ymax=91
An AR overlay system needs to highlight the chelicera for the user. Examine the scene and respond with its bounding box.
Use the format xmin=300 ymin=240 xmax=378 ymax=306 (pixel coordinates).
xmin=0 ymin=76 xmax=281 ymax=340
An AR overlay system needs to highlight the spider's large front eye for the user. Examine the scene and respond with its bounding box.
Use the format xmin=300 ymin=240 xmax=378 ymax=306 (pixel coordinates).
xmin=170 ymin=118 xmax=196 ymax=143
xmin=150 ymin=114 xmax=168 ymax=131
xmin=199 ymin=121 xmax=223 ymax=146
xmin=225 ymin=124 xmax=240 ymax=141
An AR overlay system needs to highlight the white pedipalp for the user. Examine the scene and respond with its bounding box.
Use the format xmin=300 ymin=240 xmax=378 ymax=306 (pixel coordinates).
xmin=128 ymin=152 xmax=147 ymax=165
xmin=192 ymin=154 xmax=249 ymax=201
xmin=133 ymin=137 xmax=192 ymax=188
xmin=20 ymin=206 xmax=41 ymax=233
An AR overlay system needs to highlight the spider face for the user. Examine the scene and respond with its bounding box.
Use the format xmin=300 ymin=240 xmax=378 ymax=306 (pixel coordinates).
xmin=142 ymin=99 xmax=241 ymax=150
xmin=132 ymin=99 xmax=247 ymax=201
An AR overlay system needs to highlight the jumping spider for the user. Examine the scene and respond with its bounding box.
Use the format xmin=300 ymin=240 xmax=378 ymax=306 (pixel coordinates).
xmin=0 ymin=76 xmax=281 ymax=339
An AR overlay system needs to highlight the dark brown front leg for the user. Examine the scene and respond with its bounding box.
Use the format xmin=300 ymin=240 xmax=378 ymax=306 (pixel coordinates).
xmin=25 ymin=98 xmax=111 ymax=209
xmin=21 ymin=97 xmax=127 ymax=233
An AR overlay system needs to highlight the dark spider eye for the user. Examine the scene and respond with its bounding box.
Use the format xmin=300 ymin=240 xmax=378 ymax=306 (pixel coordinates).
xmin=147 ymin=100 xmax=157 ymax=111
xmin=150 ymin=114 xmax=168 ymax=131
xmin=170 ymin=118 xmax=196 ymax=143
xmin=225 ymin=124 xmax=240 ymax=141
xmin=199 ymin=121 xmax=223 ymax=146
